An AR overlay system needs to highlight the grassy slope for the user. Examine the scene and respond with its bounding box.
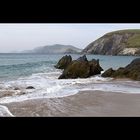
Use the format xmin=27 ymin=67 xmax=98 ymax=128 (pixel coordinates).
xmin=105 ymin=29 xmax=140 ymax=48
xmin=106 ymin=29 xmax=140 ymax=35
xmin=127 ymin=34 xmax=140 ymax=48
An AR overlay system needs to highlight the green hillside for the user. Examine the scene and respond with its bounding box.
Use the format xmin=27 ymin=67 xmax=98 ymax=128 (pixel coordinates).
xmin=126 ymin=34 xmax=140 ymax=48
xmin=106 ymin=29 xmax=140 ymax=35
xmin=105 ymin=29 xmax=140 ymax=48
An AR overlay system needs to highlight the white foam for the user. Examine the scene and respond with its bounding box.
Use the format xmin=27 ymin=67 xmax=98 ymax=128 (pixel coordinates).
xmin=91 ymin=83 xmax=140 ymax=94
xmin=0 ymin=105 xmax=14 ymax=117
xmin=0 ymin=72 xmax=140 ymax=104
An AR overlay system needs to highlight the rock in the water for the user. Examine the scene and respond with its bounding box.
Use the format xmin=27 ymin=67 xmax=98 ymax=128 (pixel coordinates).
xmin=101 ymin=68 xmax=115 ymax=77
xmin=19 ymin=92 xmax=26 ymax=95
xmin=58 ymin=60 xmax=90 ymax=79
xmin=26 ymin=86 xmax=35 ymax=89
xmin=102 ymin=58 xmax=140 ymax=80
xmin=55 ymin=55 xmax=72 ymax=69
xmin=14 ymin=87 xmax=20 ymax=90
xmin=125 ymin=58 xmax=140 ymax=69
xmin=89 ymin=59 xmax=103 ymax=75
xmin=77 ymin=55 xmax=88 ymax=62
xmin=58 ymin=55 xmax=103 ymax=79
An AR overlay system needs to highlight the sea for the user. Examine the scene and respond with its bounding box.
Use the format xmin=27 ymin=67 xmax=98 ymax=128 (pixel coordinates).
xmin=0 ymin=53 xmax=140 ymax=114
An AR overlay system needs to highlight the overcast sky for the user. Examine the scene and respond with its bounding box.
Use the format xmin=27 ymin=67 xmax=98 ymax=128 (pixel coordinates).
xmin=1 ymin=23 xmax=140 ymax=52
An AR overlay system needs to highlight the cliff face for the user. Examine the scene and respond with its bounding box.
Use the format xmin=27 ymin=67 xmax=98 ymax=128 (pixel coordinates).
xmin=82 ymin=30 xmax=140 ymax=56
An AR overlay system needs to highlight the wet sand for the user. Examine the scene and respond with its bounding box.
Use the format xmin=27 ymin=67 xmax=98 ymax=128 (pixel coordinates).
xmin=1 ymin=90 xmax=140 ymax=117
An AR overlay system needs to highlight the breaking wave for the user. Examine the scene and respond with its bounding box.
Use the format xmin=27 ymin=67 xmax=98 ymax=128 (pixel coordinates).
xmin=0 ymin=71 xmax=140 ymax=104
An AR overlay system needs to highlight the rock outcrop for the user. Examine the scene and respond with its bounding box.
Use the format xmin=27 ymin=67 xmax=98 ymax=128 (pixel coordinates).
xmin=89 ymin=59 xmax=103 ymax=75
xmin=77 ymin=55 xmax=88 ymax=62
xmin=82 ymin=29 xmax=140 ymax=56
xmin=102 ymin=58 xmax=140 ymax=80
xmin=57 ymin=55 xmax=103 ymax=79
xmin=55 ymin=55 xmax=72 ymax=69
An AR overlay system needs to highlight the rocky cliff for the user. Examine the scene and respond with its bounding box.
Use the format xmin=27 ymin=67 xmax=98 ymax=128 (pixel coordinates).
xmin=82 ymin=29 xmax=140 ymax=56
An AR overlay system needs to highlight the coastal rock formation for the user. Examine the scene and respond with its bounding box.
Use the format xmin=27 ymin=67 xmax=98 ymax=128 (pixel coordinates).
xmin=102 ymin=58 xmax=140 ymax=80
xmin=101 ymin=68 xmax=115 ymax=77
xmin=58 ymin=60 xmax=90 ymax=79
xmin=89 ymin=59 xmax=103 ymax=75
xmin=77 ymin=55 xmax=88 ymax=61
xmin=58 ymin=55 xmax=103 ymax=79
xmin=82 ymin=29 xmax=140 ymax=56
xmin=55 ymin=55 xmax=72 ymax=69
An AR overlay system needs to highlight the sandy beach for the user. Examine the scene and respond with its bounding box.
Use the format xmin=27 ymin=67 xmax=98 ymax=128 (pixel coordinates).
xmin=1 ymin=90 xmax=140 ymax=117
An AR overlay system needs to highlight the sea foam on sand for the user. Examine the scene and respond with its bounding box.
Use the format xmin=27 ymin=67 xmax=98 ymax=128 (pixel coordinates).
xmin=0 ymin=72 xmax=139 ymax=104
xmin=0 ymin=105 xmax=14 ymax=117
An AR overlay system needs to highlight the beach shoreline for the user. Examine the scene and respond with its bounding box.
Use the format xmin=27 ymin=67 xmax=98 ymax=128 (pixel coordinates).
xmin=1 ymin=90 xmax=140 ymax=117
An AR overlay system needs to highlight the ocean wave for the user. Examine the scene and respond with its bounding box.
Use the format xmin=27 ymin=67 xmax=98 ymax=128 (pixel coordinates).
xmin=0 ymin=61 xmax=58 ymax=81
xmin=0 ymin=60 xmax=56 ymax=69
xmin=0 ymin=72 xmax=140 ymax=104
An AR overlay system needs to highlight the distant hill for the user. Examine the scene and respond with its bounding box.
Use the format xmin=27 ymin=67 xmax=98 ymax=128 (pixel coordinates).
xmin=22 ymin=44 xmax=82 ymax=54
xmin=82 ymin=29 xmax=140 ymax=56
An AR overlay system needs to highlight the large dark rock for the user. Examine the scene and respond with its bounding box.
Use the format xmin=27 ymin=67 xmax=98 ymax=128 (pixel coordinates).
xmin=89 ymin=59 xmax=103 ymax=75
xmin=55 ymin=55 xmax=72 ymax=69
xmin=58 ymin=55 xmax=103 ymax=79
xmin=125 ymin=58 xmax=140 ymax=69
xmin=102 ymin=58 xmax=140 ymax=80
xmin=58 ymin=60 xmax=90 ymax=79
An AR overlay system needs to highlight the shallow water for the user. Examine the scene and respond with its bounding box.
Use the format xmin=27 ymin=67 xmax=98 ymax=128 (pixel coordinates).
xmin=0 ymin=53 xmax=139 ymax=105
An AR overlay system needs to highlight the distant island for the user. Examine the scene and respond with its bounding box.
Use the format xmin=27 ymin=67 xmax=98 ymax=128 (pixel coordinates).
xmin=82 ymin=29 xmax=140 ymax=56
xmin=21 ymin=44 xmax=82 ymax=54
